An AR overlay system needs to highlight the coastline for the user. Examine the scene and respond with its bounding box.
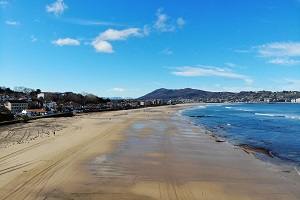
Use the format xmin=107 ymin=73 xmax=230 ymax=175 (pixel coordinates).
xmin=182 ymin=103 xmax=300 ymax=165
xmin=0 ymin=104 xmax=299 ymax=199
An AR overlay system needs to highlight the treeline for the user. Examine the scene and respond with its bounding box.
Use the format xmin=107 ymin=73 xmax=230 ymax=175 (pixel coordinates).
xmin=49 ymin=92 xmax=111 ymax=105
xmin=0 ymin=86 xmax=111 ymax=105
xmin=0 ymin=86 xmax=41 ymax=96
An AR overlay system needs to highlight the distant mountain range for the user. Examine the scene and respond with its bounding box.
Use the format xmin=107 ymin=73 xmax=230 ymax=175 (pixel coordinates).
xmin=137 ymin=88 xmax=300 ymax=103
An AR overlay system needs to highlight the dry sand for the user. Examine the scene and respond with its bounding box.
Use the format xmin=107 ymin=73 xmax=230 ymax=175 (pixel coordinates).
xmin=0 ymin=105 xmax=299 ymax=200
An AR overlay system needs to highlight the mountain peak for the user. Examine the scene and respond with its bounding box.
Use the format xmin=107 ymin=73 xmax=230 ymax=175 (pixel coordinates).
xmin=137 ymin=88 xmax=209 ymax=100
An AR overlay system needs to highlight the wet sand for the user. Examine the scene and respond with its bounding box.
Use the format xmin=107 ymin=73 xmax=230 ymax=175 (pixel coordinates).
xmin=0 ymin=105 xmax=299 ymax=199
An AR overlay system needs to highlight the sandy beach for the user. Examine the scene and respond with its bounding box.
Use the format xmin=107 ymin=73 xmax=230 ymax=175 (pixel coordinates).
xmin=0 ymin=105 xmax=299 ymax=200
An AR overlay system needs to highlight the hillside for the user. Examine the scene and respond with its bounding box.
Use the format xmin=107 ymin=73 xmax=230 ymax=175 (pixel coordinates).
xmin=138 ymin=88 xmax=213 ymax=100
xmin=137 ymin=88 xmax=300 ymax=103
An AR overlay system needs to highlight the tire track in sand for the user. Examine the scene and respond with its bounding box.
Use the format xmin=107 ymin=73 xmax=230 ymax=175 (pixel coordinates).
xmin=1 ymin=116 xmax=138 ymax=200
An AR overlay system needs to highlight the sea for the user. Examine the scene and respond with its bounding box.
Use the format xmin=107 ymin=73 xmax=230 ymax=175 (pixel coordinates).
xmin=181 ymin=103 xmax=300 ymax=166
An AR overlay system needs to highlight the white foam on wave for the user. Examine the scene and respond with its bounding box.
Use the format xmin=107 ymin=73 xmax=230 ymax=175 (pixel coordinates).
xmin=236 ymin=108 xmax=252 ymax=112
xmin=225 ymin=106 xmax=252 ymax=112
xmin=255 ymin=113 xmax=276 ymax=117
xmin=284 ymin=115 xmax=300 ymax=120
xmin=254 ymin=113 xmax=300 ymax=120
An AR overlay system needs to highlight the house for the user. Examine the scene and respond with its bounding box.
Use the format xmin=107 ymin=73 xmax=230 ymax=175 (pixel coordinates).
xmin=0 ymin=94 xmax=10 ymax=102
xmin=61 ymin=102 xmax=82 ymax=111
xmin=44 ymin=101 xmax=57 ymax=109
xmin=5 ymin=100 xmax=29 ymax=114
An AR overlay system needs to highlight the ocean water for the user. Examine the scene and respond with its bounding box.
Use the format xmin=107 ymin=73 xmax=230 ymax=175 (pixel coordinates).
xmin=182 ymin=103 xmax=300 ymax=166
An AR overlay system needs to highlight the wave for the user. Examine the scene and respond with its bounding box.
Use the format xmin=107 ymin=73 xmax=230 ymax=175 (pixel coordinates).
xmin=255 ymin=113 xmax=300 ymax=120
xmin=225 ymin=106 xmax=252 ymax=112
xmin=236 ymin=108 xmax=252 ymax=112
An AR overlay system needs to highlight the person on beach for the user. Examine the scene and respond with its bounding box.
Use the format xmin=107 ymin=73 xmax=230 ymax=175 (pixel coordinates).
xmin=53 ymin=131 xmax=55 ymax=136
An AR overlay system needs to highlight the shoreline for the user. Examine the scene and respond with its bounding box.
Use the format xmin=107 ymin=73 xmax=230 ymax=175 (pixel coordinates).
xmin=180 ymin=103 xmax=300 ymax=167
xmin=0 ymin=104 xmax=299 ymax=199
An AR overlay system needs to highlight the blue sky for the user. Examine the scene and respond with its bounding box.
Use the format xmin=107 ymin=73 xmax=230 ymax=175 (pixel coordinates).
xmin=1 ymin=0 xmax=300 ymax=98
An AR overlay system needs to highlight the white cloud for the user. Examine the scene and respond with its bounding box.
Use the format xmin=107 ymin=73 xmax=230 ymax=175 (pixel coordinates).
xmin=0 ymin=1 xmax=8 ymax=8
xmin=254 ymin=42 xmax=300 ymax=66
xmin=161 ymin=48 xmax=173 ymax=55
xmin=234 ymin=49 xmax=251 ymax=53
xmin=256 ymin=42 xmax=300 ymax=57
xmin=143 ymin=25 xmax=151 ymax=36
xmin=225 ymin=62 xmax=246 ymax=69
xmin=110 ymin=88 xmax=125 ymax=92
xmin=148 ymin=82 xmax=165 ymax=86
xmin=225 ymin=62 xmax=237 ymax=68
xmin=46 ymin=0 xmax=68 ymax=16
xmin=155 ymin=8 xmax=172 ymax=32
xmin=154 ymin=8 xmax=185 ymax=32
xmin=91 ymin=40 xmax=114 ymax=53
xmin=31 ymin=35 xmax=37 ymax=42
xmin=171 ymin=65 xmax=253 ymax=84
xmin=177 ymin=17 xmax=186 ymax=26
xmin=52 ymin=38 xmax=80 ymax=46
xmin=5 ymin=21 xmax=19 ymax=25
xmin=91 ymin=28 xmax=142 ymax=53
xmin=267 ymin=57 xmax=300 ymax=65
xmin=65 ymin=18 xmax=123 ymax=27
xmin=97 ymin=28 xmax=141 ymax=41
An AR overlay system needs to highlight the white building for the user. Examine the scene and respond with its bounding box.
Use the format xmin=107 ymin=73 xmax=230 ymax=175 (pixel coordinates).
xmin=291 ymin=98 xmax=300 ymax=103
xmin=5 ymin=100 xmax=28 ymax=114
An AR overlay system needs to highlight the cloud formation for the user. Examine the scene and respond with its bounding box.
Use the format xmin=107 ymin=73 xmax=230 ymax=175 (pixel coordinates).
xmin=161 ymin=48 xmax=173 ymax=55
xmin=52 ymin=38 xmax=80 ymax=46
xmin=267 ymin=58 xmax=300 ymax=65
xmin=46 ymin=0 xmax=68 ymax=16
xmin=171 ymin=65 xmax=253 ymax=84
xmin=65 ymin=18 xmax=122 ymax=27
xmin=177 ymin=17 xmax=186 ymax=27
xmin=5 ymin=21 xmax=19 ymax=25
xmin=97 ymin=28 xmax=141 ymax=41
xmin=0 ymin=1 xmax=8 ymax=8
xmin=256 ymin=42 xmax=300 ymax=57
xmin=154 ymin=8 xmax=185 ymax=32
xmin=91 ymin=28 xmax=142 ymax=53
xmin=89 ymin=8 xmax=186 ymax=53
xmin=255 ymin=42 xmax=300 ymax=65
xmin=225 ymin=62 xmax=246 ymax=69
xmin=109 ymin=88 xmax=125 ymax=92
xmin=31 ymin=35 xmax=37 ymax=42
xmin=91 ymin=40 xmax=114 ymax=53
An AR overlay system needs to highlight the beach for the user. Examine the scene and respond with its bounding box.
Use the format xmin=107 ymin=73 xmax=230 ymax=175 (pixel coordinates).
xmin=0 ymin=104 xmax=299 ymax=200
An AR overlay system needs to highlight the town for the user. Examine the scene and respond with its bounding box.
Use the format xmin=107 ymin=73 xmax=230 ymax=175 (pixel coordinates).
xmin=0 ymin=87 xmax=169 ymax=122
xmin=1 ymin=86 xmax=300 ymax=123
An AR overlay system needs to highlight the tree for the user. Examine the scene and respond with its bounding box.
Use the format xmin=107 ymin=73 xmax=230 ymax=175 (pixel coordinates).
xmin=14 ymin=86 xmax=34 ymax=94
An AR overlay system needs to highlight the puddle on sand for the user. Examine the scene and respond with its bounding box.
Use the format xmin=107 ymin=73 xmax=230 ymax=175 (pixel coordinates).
xmin=85 ymin=117 xmax=222 ymax=184
xmin=132 ymin=123 xmax=147 ymax=131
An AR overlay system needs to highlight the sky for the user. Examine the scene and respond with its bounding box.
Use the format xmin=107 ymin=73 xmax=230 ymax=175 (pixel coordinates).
xmin=1 ymin=0 xmax=300 ymax=98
